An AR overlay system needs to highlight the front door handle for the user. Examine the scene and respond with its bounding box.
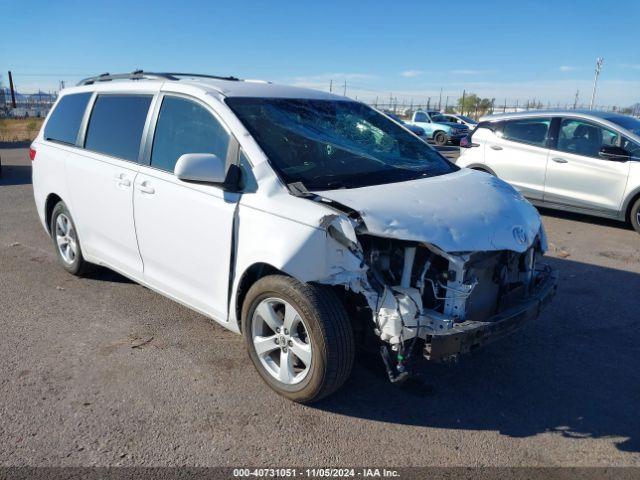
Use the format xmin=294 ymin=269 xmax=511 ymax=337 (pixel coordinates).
xmin=552 ymin=157 xmax=568 ymax=164
xmin=137 ymin=181 xmax=155 ymax=194
xmin=490 ymin=145 xmax=503 ymax=150
xmin=115 ymin=173 xmax=131 ymax=187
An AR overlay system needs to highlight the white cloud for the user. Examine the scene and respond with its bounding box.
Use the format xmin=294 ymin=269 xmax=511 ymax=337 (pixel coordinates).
xmin=400 ymin=70 xmax=424 ymax=78
xmin=559 ymin=66 xmax=575 ymax=72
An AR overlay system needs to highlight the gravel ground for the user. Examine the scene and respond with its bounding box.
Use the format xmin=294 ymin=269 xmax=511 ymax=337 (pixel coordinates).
xmin=1 ymin=146 xmax=639 ymax=467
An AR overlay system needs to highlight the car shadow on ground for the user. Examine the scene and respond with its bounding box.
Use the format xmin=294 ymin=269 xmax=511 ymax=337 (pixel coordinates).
xmin=84 ymin=266 xmax=135 ymax=284
xmin=314 ymin=256 xmax=640 ymax=454
xmin=0 ymin=141 xmax=32 ymax=149
xmin=0 ymin=164 xmax=32 ymax=186
xmin=537 ymin=206 xmax=634 ymax=231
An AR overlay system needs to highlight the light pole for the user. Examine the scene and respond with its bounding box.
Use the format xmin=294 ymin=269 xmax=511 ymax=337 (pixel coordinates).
xmin=590 ymin=57 xmax=604 ymax=110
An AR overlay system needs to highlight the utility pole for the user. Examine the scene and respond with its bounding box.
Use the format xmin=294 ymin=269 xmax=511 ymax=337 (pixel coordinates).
xmin=573 ymin=89 xmax=579 ymax=109
xmin=343 ymin=80 xmax=347 ymax=97
xmin=0 ymin=73 xmax=5 ymax=108
xmin=8 ymin=71 xmax=17 ymax=109
xmin=438 ymin=88 xmax=443 ymax=110
xmin=444 ymin=96 xmax=449 ymax=112
xmin=329 ymin=79 xmax=333 ymax=93
xmin=590 ymin=57 xmax=604 ymax=110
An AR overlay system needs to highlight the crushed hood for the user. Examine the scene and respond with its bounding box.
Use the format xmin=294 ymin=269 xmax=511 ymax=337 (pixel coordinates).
xmin=313 ymin=169 xmax=542 ymax=253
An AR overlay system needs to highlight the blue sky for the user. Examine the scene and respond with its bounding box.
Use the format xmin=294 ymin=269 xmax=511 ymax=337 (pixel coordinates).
xmin=2 ymin=0 xmax=639 ymax=106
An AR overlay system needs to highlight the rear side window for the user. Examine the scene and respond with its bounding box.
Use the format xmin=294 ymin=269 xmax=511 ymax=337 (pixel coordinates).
xmin=501 ymin=118 xmax=550 ymax=147
xmin=85 ymin=95 xmax=152 ymax=161
xmin=44 ymin=93 xmax=92 ymax=145
xmin=414 ymin=112 xmax=429 ymax=122
xmin=150 ymin=96 xmax=230 ymax=173
xmin=557 ymin=118 xmax=620 ymax=158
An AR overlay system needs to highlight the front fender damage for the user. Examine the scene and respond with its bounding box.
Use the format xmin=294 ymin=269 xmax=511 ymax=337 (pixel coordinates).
xmin=315 ymin=211 xmax=556 ymax=382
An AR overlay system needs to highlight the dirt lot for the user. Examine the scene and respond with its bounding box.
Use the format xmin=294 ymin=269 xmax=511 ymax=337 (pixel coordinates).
xmin=0 ymin=118 xmax=44 ymax=142
xmin=1 ymin=146 xmax=639 ymax=467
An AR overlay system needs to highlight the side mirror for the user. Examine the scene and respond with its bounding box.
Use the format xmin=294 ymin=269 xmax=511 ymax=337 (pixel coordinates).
xmin=599 ymin=145 xmax=630 ymax=161
xmin=174 ymin=153 xmax=227 ymax=184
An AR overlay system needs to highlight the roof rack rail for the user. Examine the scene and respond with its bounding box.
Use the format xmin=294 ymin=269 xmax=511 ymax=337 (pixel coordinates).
xmin=77 ymin=70 xmax=241 ymax=86
xmin=166 ymin=73 xmax=241 ymax=82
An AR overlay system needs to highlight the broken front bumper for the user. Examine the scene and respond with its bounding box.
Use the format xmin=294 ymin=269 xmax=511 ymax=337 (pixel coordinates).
xmin=424 ymin=267 xmax=558 ymax=362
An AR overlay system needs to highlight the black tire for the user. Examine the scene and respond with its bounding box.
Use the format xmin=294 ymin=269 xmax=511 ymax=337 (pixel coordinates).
xmin=50 ymin=201 xmax=92 ymax=276
xmin=433 ymin=131 xmax=448 ymax=146
xmin=242 ymin=275 xmax=354 ymax=403
xmin=630 ymin=197 xmax=640 ymax=234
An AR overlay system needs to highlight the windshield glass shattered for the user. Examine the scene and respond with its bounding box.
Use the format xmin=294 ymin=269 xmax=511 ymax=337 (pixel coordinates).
xmin=226 ymin=98 xmax=457 ymax=191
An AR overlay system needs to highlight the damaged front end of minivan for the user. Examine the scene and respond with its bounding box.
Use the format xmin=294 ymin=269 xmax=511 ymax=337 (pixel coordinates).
xmin=310 ymin=172 xmax=557 ymax=383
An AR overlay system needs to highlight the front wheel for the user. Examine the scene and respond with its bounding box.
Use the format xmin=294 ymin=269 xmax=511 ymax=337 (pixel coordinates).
xmin=630 ymin=197 xmax=640 ymax=234
xmin=242 ymin=275 xmax=354 ymax=403
xmin=433 ymin=131 xmax=448 ymax=146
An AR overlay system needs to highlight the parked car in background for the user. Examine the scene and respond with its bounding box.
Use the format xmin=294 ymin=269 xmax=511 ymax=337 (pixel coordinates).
xmin=31 ymin=71 xmax=556 ymax=403
xmin=407 ymin=110 xmax=469 ymax=145
xmin=457 ymin=110 xmax=640 ymax=233
xmin=441 ymin=113 xmax=478 ymax=130
xmin=383 ymin=112 xmax=427 ymax=139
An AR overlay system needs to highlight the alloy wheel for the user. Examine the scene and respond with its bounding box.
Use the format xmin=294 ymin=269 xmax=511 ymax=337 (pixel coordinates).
xmin=54 ymin=213 xmax=78 ymax=265
xmin=251 ymin=297 xmax=312 ymax=385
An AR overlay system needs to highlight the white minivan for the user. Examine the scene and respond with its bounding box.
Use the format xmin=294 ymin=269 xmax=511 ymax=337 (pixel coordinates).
xmin=457 ymin=110 xmax=640 ymax=233
xmin=32 ymin=72 xmax=556 ymax=402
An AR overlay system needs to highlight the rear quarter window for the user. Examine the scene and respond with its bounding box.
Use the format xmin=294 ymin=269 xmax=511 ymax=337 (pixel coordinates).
xmin=44 ymin=92 xmax=92 ymax=145
xmin=501 ymin=118 xmax=550 ymax=147
xmin=84 ymin=95 xmax=152 ymax=161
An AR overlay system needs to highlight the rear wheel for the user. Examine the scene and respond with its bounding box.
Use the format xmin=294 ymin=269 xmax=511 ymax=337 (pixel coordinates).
xmin=242 ymin=275 xmax=354 ymax=403
xmin=630 ymin=197 xmax=640 ymax=234
xmin=50 ymin=202 xmax=92 ymax=276
xmin=433 ymin=131 xmax=448 ymax=146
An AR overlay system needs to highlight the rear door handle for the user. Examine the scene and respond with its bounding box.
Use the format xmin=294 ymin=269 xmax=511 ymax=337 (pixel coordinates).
xmin=490 ymin=145 xmax=503 ymax=150
xmin=115 ymin=173 xmax=131 ymax=187
xmin=137 ymin=181 xmax=155 ymax=194
xmin=552 ymin=157 xmax=568 ymax=164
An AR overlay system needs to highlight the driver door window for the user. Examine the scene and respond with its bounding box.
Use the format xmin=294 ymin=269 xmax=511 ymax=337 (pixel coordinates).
xmin=150 ymin=96 xmax=230 ymax=172
xmin=556 ymin=119 xmax=620 ymax=159
xmin=622 ymin=137 xmax=640 ymax=160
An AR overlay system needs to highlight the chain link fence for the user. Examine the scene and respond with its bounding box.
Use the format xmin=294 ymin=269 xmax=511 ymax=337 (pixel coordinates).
xmin=366 ymin=100 xmax=634 ymax=121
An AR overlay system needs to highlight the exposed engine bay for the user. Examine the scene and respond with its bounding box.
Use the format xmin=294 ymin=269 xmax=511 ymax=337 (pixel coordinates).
xmin=317 ymin=207 xmax=556 ymax=384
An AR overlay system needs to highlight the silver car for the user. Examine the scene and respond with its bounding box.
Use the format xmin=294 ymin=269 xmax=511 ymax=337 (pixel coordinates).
xmin=457 ymin=110 xmax=640 ymax=233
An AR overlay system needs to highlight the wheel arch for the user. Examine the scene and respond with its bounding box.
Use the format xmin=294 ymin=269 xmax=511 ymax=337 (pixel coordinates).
xmin=234 ymin=262 xmax=286 ymax=333
xmin=432 ymin=129 xmax=447 ymax=138
xmin=467 ymin=164 xmax=497 ymax=176
xmin=623 ymin=188 xmax=640 ymax=222
xmin=44 ymin=193 xmax=64 ymax=234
